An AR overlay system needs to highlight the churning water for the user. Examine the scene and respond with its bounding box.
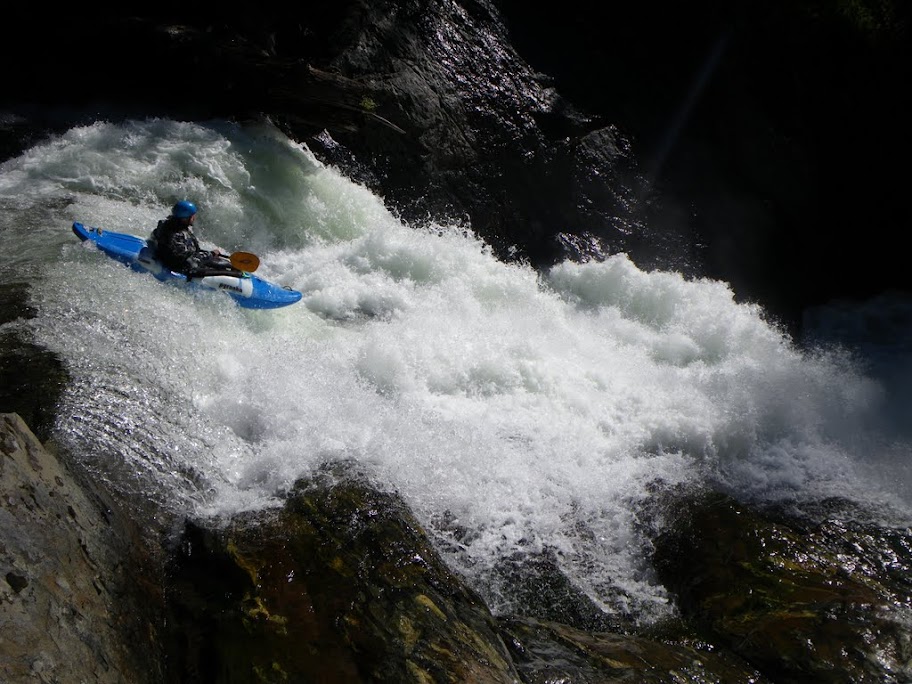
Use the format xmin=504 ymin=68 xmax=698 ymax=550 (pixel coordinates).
xmin=2 ymin=118 xmax=910 ymax=623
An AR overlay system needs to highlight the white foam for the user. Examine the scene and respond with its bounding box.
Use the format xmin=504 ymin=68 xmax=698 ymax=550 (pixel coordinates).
xmin=4 ymin=118 xmax=910 ymax=624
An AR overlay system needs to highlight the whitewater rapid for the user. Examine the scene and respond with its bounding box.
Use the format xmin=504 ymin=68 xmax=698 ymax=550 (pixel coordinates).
xmin=2 ymin=118 xmax=909 ymax=623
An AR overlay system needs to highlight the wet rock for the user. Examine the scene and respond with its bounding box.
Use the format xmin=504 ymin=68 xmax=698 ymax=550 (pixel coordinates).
xmin=165 ymin=461 xmax=521 ymax=683
xmin=0 ymin=282 xmax=67 ymax=443
xmin=652 ymin=491 xmax=912 ymax=683
xmin=489 ymin=548 xmax=628 ymax=635
xmin=0 ymin=282 xmax=35 ymax=324
xmin=0 ymin=413 xmax=166 ymax=683
xmin=500 ymin=615 xmax=768 ymax=683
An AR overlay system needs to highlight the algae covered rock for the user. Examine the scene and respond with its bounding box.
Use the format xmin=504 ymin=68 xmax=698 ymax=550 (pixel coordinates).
xmin=166 ymin=462 xmax=520 ymax=683
xmin=652 ymin=491 xmax=912 ymax=683
xmin=500 ymin=615 xmax=768 ymax=683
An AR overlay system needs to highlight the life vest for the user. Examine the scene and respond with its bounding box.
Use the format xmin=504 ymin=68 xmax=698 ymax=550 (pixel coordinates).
xmin=151 ymin=218 xmax=201 ymax=273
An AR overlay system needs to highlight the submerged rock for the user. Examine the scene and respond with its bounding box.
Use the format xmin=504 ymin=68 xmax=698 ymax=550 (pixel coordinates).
xmin=0 ymin=282 xmax=67 ymax=443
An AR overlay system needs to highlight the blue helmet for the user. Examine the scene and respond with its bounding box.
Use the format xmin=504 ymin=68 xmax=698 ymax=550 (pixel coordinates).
xmin=172 ymin=200 xmax=198 ymax=219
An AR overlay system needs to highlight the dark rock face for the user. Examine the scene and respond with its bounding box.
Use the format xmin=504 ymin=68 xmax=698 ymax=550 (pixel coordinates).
xmin=8 ymin=2 xmax=908 ymax=332
xmin=652 ymin=491 xmax=912 ymax=683
xmin=0 ymin=413 xmax=166 ymax=683
xmin=304 ymin=0 xmax=662 ymax=272
xmin=497 ymin=0 xmax=912 ymax=317
xmin=165 ymin=461 xmax=521 ymax=683
xmin=0 ymin=282 xmax=67 ymax=442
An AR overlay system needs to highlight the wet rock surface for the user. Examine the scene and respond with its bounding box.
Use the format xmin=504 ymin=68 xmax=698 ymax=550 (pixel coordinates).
xmin=652 ymin=491 xmax=912 ymax=683
xmin=165 ymin=461 xmax=521 ymax=683
xmin=0 ymin=413 xmax=166 ymax=683
xmin=0 ymin=282 xmax=67 ymax=443
xmin=501 ymin=615 xmax=768 ymax=683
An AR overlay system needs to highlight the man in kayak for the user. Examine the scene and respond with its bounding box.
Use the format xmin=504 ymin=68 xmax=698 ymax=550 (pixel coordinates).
xmin=149 ymin=200 xmax=236 ymax=277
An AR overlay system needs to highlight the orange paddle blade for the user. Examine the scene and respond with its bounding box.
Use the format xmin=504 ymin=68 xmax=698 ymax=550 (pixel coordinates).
xmin=229 ymin=251 xmax=260 ymax=273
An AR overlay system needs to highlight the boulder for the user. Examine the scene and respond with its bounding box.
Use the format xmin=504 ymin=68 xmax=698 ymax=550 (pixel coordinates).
xmin=164 ymin=461 xmax=521 ymax=683
xmin=652 ymin=491 xmax=912 ymax=683
xmin=0 ymin=413 xmax=166 ymax=683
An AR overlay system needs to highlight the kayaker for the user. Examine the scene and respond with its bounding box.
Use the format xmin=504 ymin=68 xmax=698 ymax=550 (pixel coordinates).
xmin=149 ymin=200 xmax=233 ymax=276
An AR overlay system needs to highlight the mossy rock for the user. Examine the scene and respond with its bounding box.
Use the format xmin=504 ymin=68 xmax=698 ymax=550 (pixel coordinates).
xmin=652 ymin=491 xmax=912 ymax=683
xmin=500 ymin=615 xmax=768 ymax=683
xmin=165 ymin=462 xmax=520 ymax=683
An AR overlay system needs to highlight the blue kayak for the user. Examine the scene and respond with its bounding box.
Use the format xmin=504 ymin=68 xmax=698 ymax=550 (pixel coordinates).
xmin=72 ymin=222 xmax=303 ymax=310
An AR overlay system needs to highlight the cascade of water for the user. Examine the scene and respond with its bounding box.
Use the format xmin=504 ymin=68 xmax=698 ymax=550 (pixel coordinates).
xmin=3 ymin=118 xmax=909 ymax=623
